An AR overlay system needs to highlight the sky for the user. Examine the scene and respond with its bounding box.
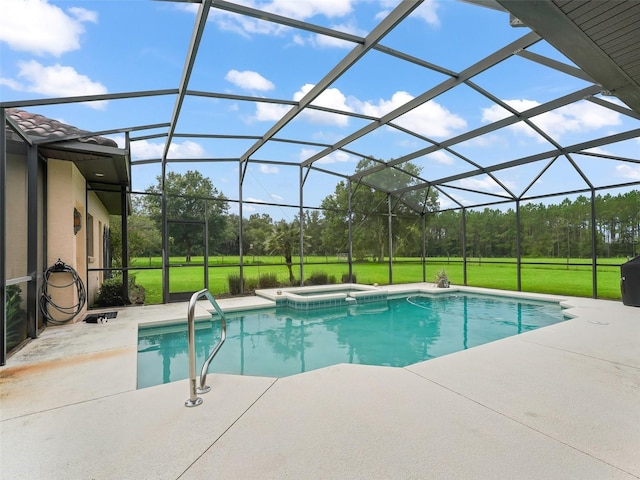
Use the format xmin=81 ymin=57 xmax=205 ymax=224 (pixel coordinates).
xmin=1 ymin=0 xmax=639 ymax=220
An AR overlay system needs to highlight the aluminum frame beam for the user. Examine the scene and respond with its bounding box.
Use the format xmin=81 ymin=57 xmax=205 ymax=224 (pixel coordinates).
xmin=238 ymin=0 xmax=425 ymax=165
xmin=303 ymin=31 xmax=542 ymax=168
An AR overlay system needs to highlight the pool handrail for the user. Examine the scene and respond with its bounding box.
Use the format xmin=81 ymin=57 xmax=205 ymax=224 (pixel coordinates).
xmin=185 ymin=289 xmax=227 ymax=407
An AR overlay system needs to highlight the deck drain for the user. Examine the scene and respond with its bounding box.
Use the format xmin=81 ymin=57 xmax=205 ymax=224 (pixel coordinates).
xmin=588 ymin=320 xmax=609 ymax=325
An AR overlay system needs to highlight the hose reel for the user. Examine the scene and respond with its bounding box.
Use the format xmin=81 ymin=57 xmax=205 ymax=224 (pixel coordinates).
xmin=40 ymin=259 xmax=86 ymax=325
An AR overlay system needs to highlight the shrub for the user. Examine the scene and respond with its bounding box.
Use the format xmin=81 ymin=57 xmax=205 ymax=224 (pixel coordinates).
xmin=306 ymin=271 xmax=329 ymax=286
xmin=6 ymin=284 xmax=26 ymax=349
xmin=435 ymin=269 xmax=450 ymax=288
xmin=341 ymin=273 xmax=356 ymax=283
xmin=95 ymin=276 xmax=127 ymax=306
xmin=94 ymin=275 xmax=145 ymax=307
xmin=258 ymin=272 xmax=279 ymax=289
xmin=228 ymin=274 xmax=243 ymax=295
xmin=245 ymin=277 xmax=258 ymax=292
xmin=128 ymin=275 xmax=146 ymax=304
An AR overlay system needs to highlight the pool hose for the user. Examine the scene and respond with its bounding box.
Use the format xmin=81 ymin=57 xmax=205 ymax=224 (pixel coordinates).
xmin=40 ymin=259 xmax=86 ymax=325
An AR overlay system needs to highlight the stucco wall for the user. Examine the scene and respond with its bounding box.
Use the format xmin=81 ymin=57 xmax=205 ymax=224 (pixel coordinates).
xmin=46 ymin=160 xmax=90 ymax=323
xmin=6 ymin=152 xmax=112 ymax=326
xmin=86 ymin=191 xmax=110 ymax=305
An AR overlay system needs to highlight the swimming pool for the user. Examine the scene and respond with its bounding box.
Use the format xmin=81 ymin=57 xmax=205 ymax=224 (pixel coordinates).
xmin=137 ymin=292 xmax=567 ymax=388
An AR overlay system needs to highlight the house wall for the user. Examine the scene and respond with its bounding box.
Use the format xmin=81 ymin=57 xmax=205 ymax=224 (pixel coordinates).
xmin=45 ymin=159 xmax=100 ymax=322
xmin=86 ymin=191 xmax=110 ymax=305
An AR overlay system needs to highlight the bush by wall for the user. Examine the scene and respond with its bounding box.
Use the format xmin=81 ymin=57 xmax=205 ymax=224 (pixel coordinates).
xmin=96 ymin=276 xmax=127 ymax=306
xmin=95 ymin=275 xmax=145 ymax=306
xmin=6 ymin=284 xmax=26 ymax=350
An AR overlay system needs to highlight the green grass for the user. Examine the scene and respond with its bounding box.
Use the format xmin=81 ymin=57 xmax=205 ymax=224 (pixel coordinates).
xmin=129 ymin=255 xmax=626 ymax=304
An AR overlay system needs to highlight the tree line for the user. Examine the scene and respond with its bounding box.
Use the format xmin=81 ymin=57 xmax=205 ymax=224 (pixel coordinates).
xmin=426 ymin=190 xmax=639 ymax=259
xmin=114 ymin=166 xmax=639 ymax=265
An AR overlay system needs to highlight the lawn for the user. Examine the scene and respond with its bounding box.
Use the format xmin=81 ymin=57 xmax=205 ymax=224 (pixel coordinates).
xmin=128 ymin=255 xmax=626 ymax=304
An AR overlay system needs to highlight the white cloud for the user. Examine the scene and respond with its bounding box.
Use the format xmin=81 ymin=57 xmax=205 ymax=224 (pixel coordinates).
xmin=271 ymin=193 xmax=284 ymax=201
xmin=266 ymin=0 xmax=353 ymax=19
xmin=110 ymin=135 xmax=126 ymax=149
xmin=251 ymin=84 xmax=465 ymax=137
xmin=68 ymin=7 xmax=98 ymax=24
xmin=312 ymin=21 xmax=366 ymax=49
xmin=259 ymin=164 xmax=279 ymax=174
xmin=377 ymin=0 xmax=439 ymax=27
xmin=130 ymin=141 xmax=160 ymax=159
xmin=565 ymin=102 xmax=622 ymax=130
xmin=375 ymin=9 xmax=393 ymax=21
xmin=253 ymin=102 xmax=292 ymax=122
xmin=205 ymin=0 xmax=354 ymax=43
xmin=298 ymin=147 xmax=353 ymax=164
xmin=482 ymin=99 xmax=537 ymax=123
xmin=245 ymin=197 xmax=266 ymax=203
xmin=281 ymin=86 xmax=466 ymax=137
xmin=294 ymin=83 xmax=354 ymax=126
xmin=225 ymin=70 xmax=274 ymax=91
xmin=425 ymin=151 xmax=454 ymax=165
xmin=299 ymin=148 xmax=319 ymax=161
xmin=206 ymin=6 xmax=287 ymax=38
xmin=412 ymin=0 xmax=440 ymax=27
xmin=396 ymin=138 xmax=419 ymax=149
xmin=167 ymin=141 xmax=206 ymax=159
xmin=482 ymin=99 xmax=622 ymax=141
xmin=0 ymin=77 xmax=21 ymax=90
xmin=583 ymin=147 xmax=613 ymax=156
xmin=131 ymin=139 xmax=205 ymax=161
xmin=7 ymin=60 xmax=107 ymax=109
xmin=437 ymin=194 xmax=457 ymax=209
xmin=354 ymin=91 xmax=466 ymax=138
xmin=317 ymin=150 xmax=353 ymax=164
xmin=311 ymin=131 xmax=343 ymax=143
xmin=615 ymin=164 xmax=640 ymax=181
xmin=238 ymin=204 xmax=257 ymax=213
xmin=462 ymin=134 xmax=505 ymax=148
xmin=312 ymin=33 xmax=354 ymax=49
xmin=457 ymin=176 xmax=515 ymax=194
xmin=0 ymin=0 xmax=96 ymax=56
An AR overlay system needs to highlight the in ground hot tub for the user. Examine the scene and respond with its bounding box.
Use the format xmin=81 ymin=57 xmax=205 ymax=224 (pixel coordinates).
xmin=256 ymin=283 xmax=387 ymax=309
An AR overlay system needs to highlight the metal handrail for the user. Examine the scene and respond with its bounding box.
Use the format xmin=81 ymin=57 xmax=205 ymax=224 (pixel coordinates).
xmin=185 ymin=289 xmax=227 ymax=407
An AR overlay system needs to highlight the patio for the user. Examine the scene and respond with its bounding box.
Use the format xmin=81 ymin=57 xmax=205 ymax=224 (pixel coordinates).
xmin=1 ymin=285 xmax=638 ymax=479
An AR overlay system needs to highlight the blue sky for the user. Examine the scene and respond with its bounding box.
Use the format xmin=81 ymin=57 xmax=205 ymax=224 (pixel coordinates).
xmin=2 ymin=0 xmax=639 ymax=220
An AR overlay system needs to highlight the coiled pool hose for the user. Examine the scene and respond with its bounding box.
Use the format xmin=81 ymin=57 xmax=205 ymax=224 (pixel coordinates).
xmin=40 ymin=259 xmax=86 ymax=325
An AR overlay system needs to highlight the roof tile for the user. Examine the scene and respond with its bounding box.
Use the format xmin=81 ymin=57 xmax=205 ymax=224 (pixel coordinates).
xmin=7 ymin=108 xmax=117 ymax=147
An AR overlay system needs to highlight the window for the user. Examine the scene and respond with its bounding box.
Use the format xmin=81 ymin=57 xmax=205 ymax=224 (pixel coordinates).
xmin=87 ymin=213 xmax=94 ymax=257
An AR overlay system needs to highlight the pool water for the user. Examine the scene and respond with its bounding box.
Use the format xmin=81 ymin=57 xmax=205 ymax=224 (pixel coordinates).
xmin=137 ymin=293 xmax=566 ymax=388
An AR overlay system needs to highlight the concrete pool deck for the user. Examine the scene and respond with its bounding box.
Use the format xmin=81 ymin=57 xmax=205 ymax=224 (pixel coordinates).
xmin=1 ymin=284 xmax=639 ymax=479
